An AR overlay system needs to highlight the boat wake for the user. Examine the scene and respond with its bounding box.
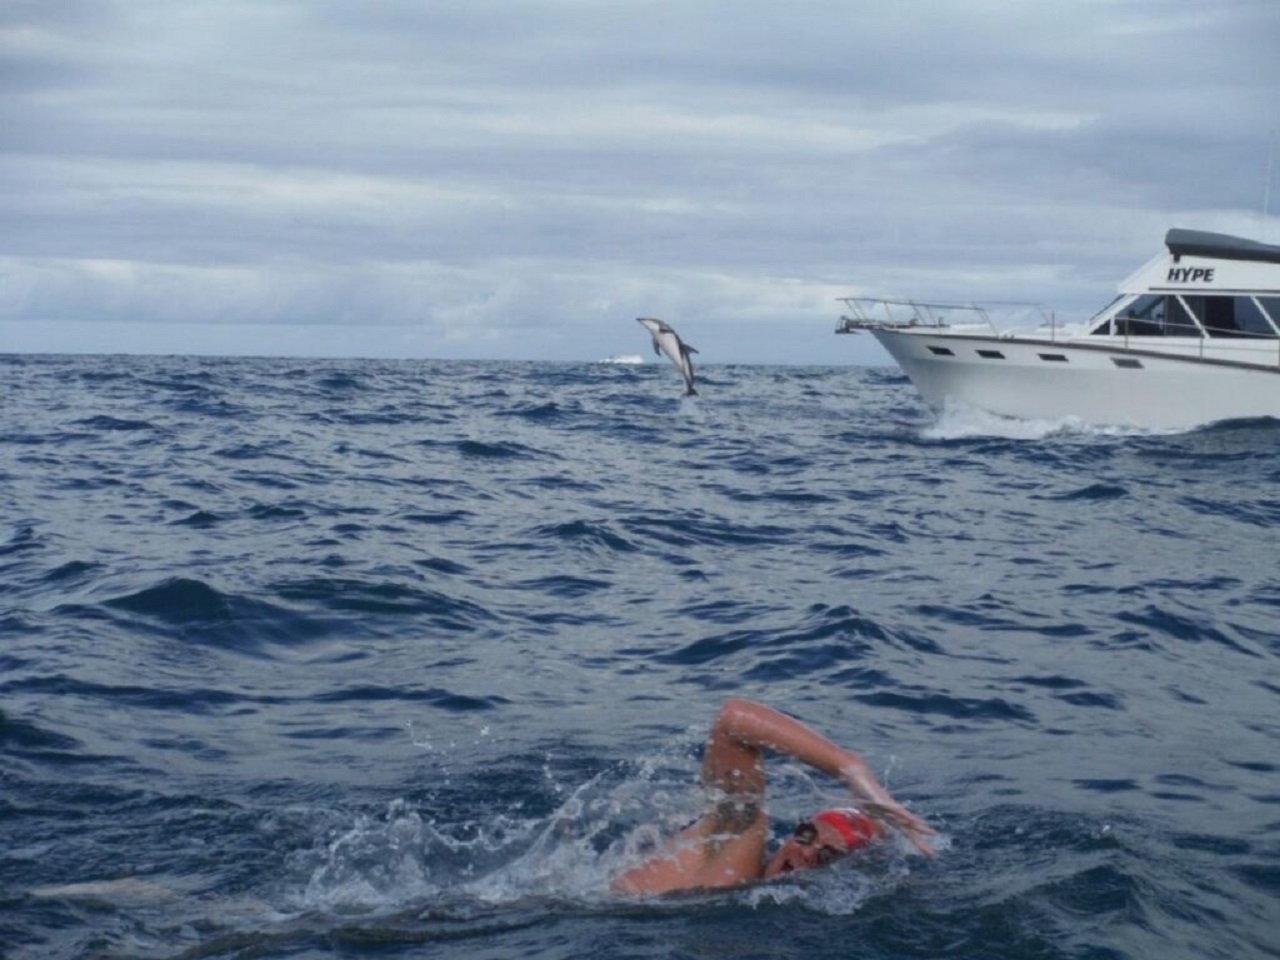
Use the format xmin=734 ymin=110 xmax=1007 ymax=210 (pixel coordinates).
xmin=921 ymin=400 xmax=1174 ymax=441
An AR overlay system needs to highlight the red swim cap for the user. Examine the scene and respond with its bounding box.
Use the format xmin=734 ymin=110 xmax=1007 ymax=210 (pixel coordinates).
xmin=813 ymin=808 xmax=882 ymax=850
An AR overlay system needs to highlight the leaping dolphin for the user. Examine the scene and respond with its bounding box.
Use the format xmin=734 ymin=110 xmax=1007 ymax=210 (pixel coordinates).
xmin=636 ymin=317 xmax=698 ymax=396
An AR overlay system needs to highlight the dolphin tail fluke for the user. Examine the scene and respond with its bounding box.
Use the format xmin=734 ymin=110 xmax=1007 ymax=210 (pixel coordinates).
xmin=684 ymin=385 xmax=698 ymax=397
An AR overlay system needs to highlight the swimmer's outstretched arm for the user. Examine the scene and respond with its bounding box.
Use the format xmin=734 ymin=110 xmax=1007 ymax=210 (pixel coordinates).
xmin=613 ymin=699 xmax=935 ymax=895
xmin=705 ymin=699 xmax=936 ymax=856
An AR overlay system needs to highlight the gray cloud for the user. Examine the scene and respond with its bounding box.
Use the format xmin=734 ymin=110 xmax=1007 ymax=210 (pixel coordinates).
xmin=2 ymin=0 xmax=1278 ymax=362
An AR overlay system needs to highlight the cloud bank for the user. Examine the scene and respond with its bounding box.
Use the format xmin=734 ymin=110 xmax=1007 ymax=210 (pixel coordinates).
xmin=3 ymin=0 xmax=1278 ymax=362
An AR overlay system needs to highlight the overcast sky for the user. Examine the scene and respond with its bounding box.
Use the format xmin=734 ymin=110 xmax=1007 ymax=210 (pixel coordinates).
xmin=3 ymin=0 xmax=1278 ymax=364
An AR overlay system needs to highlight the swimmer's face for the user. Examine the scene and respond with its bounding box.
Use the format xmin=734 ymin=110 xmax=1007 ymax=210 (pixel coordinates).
xmin=762 ymin=818 xmax=851 ymax=878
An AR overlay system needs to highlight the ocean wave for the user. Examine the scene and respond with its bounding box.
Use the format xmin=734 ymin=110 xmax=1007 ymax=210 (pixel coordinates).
xmin=5 ymin=355 xmax=1278 ymax=960
xmin=528 ymin=519 xmax=638 ymax=554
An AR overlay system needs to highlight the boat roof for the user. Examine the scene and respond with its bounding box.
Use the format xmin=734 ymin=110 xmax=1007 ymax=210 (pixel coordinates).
xmin=1166 ymin=228 xmax=1280 ymax=265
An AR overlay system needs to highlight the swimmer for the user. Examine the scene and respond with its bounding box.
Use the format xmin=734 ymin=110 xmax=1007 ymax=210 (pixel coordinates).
xmin=613 ymin=698 xmax=935 ymax=895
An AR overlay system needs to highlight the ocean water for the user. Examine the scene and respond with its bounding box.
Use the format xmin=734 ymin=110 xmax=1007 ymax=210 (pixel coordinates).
xmin=2 ymin=353 xmax=1277 ymax=960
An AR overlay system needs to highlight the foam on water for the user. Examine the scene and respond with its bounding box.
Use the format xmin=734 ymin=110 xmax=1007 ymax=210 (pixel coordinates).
xmin=284 ymin=761 xmax=930 ymax=927
xmin=921 ymin=398 xmax=1177 ymax=441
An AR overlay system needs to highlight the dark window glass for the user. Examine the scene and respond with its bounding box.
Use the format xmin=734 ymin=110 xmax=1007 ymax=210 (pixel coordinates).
xmin=1234 ymin=297 xmax=1280 ymax=337
xmin=1105 ymin=294 xmax=1166 ymax=336
xmin=1097 ymin=294 xmax=1279 ymax=339
xmin=1258 ymin=298 xmax=1280 ymax=326
xmin=1164 ymin=296 xmax=1202 ymax=337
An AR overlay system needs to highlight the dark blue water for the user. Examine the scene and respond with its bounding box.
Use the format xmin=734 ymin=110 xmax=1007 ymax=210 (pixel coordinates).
xmin=2 ymin=354 xmax=1277 ymax=960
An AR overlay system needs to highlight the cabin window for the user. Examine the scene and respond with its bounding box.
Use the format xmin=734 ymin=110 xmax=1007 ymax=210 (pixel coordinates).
xmin=1098 ymin=294 xmax=1197 ymax=337
xmin=1096 ymin=294 xmax=1280 ymax=339
xmin=1038 ymin=353 xmax=1068 ymax=362
xmin=1181 ymin=296 xmax=1280 ymax=338
xmin=1180 ymin=296 xmax=1227 ymax=337
xmin=1112 ymin=357 xmax=1143 ymax=369
xmin=1101 ymin=294 xmax=1166 ymax=336
xmin=977 ymin=349 xmax=1005 ymax=359
xmin=1258 ymin=297 xmax=1280 ymax=327
xmin=1239 ymin=297 xmax=1280 ymax=337
xmin=927 ymin=345 xmax=954 ymax=356
xmin=1163 ymin=296 xmax=1202 ymax=337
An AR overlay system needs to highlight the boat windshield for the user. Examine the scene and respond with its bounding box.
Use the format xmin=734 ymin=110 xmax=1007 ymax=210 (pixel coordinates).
xmin=1182 ymin=296 xmax=1280 ymax=337
xmin=1093 ymin=294 xmax=1280 ymax=339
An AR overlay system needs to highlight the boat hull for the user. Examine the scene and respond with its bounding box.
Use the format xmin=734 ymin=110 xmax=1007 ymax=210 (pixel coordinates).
xmin=872 ymin=329 xmax=1280 ymax=430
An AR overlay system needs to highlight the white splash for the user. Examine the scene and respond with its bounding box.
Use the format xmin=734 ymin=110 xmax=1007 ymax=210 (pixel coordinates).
xmin=922 ymin=399 xmax=1170 ymax=441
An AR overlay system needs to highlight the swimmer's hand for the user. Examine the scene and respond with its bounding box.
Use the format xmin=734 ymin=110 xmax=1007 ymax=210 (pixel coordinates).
xmin=859 ymin=800 xmax=937 ymax=856
xmin=840 ymin=757 xmax=937 ymax=856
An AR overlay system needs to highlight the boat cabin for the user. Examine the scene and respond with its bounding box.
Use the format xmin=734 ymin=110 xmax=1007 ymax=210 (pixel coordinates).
xmin=1089 ymin=229 xmax=1280 ymax=340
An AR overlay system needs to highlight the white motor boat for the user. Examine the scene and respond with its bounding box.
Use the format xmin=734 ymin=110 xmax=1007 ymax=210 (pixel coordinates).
xmin=837 ymin=229 xmax=1280 ymax=430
